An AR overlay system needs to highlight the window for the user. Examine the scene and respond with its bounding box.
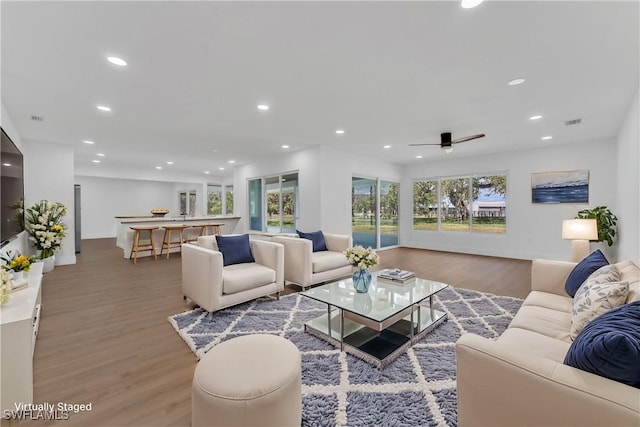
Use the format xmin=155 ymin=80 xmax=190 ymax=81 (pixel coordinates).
xmin=179 ymin=190 xmax=197 ymax=217
xmin=413 ymin=180 xmax=438 ymax=230
xmin=248 ymin=172 xmax=298 ymax=232
xmin=225 ymin=185 xmax=234 ymax=214
xmin=413 ymin=174 xmax=507 ymax=233
xmin=207 ymin=184 xmax=222 ymax=215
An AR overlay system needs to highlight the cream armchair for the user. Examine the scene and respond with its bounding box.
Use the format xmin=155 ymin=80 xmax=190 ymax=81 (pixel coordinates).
xmin=271 ymin=233 xmax=353 ymax=290
xmin=181 ymin=236 xmax=284 ymax=313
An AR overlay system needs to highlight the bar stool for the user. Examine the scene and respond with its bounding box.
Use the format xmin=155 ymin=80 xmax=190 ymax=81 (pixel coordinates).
xmin=160 ymin=224 xmax=189 ymax=259
xmin=129 ymin=226 xmax=158 ymax=264
xmin=184 ymin=225 xmax=205 ymax=244
xmin=200 ymin=223 xmax=224 ymax=236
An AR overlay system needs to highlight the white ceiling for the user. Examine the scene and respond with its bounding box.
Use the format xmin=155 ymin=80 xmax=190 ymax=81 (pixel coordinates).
xmin=2 ymin=1 xmax=638 ymax=178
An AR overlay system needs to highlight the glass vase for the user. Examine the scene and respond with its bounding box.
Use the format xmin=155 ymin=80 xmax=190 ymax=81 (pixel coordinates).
xmin=352 ymin=268 xmax=372 ymax=293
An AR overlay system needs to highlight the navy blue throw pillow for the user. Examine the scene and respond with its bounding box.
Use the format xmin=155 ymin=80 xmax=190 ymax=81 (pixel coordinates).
xmin=564 ymin=301 xmax=640 ymax=388
xmin=564 ymin=249 xmax=609 ymax=297
xmin=215 ymin=234 xmax=255 ymax=266
xmin=296 ymin=230 xmax=327 ymax=252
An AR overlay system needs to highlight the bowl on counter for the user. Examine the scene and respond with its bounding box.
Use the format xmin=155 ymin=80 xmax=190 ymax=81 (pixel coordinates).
xmin=150 ymin=208 xmax=169 ymax=217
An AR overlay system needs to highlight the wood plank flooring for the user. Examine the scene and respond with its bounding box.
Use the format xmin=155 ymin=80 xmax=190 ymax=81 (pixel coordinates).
xmin=15 ymin=239 xmax=530 ymax=427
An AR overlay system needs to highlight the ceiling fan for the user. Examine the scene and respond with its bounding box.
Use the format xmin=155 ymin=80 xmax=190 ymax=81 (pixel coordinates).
xmin=409 ymin=132 xmax=485 ymax=153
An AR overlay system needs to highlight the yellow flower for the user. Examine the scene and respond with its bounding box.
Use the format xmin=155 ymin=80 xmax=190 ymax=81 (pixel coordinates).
xmin=52 ymin=224 xmax=63 ymax=232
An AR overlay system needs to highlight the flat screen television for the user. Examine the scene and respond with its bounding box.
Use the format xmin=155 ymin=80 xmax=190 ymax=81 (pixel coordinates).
xmin=1 ymin=127 xmax=25 ymax=246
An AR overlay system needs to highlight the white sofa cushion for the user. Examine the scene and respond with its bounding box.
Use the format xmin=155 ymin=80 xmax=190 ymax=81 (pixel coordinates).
xmin=223 ymin=263 xmax=276 ymax=295
xmin=498 ymin=327 xmax=571 ymax=363
xmin=522 ymin=290 xmax=573 ymax=313
xmin=311 ymin=251 xmax=350 ymax=274
xmin=508 ymin=305 xmax=572 ymax=342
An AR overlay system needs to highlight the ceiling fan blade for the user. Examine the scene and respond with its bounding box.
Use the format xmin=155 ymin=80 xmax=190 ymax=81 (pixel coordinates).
xmin=408 ymin=143 xmax=441 ymax=146
xmin=451 ymin=133 xmax=485 ymax=144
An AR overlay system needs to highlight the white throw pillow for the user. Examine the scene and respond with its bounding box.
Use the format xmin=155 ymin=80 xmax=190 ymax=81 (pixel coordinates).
xmin=570 ymin=266 xmax=628 ymax=340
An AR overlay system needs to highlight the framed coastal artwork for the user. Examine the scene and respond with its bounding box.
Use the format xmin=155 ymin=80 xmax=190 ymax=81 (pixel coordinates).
xmin=531 ymin=169 xmax=589 ymax=204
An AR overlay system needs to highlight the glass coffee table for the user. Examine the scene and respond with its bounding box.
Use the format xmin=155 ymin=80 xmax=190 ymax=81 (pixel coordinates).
xmin=301 ymin=272 xmax=448 ymax=368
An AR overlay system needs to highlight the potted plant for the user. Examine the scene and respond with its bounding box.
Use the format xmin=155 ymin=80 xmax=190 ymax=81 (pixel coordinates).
xmin=1 ymin=250 xmax=35 ymax=283
xmin=24 ymin=200 xmax=68 ymax=272
xmin=575 ymin=205 xmax=618 ymax=246
xmin=344 ymin=245 xmax=380 ymax=293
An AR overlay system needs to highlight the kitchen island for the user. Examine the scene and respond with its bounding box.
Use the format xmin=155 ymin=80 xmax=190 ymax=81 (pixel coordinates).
xmin=115 ymin=215 xmax=241 ymax=259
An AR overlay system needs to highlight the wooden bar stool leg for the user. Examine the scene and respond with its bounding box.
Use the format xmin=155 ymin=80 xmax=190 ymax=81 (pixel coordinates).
xmin=165 ymin=229 xmax=173 ymax=259
xmin=149 ymin=229 xmax=157 ymax=261
xmin=130 ymin=230 xmax=141 ymax=264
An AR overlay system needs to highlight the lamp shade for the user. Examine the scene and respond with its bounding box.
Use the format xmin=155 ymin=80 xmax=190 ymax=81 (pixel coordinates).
xmin=562 ymin=219 xmax=598 ymax=240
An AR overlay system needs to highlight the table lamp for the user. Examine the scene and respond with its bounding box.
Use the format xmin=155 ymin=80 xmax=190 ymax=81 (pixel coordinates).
xmin=562 ymin=219 xmax=598 ymax=262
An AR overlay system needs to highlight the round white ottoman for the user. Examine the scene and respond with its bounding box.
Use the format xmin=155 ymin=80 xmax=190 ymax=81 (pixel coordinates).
xmin=192 ymin=334 xmax=302 ymax=427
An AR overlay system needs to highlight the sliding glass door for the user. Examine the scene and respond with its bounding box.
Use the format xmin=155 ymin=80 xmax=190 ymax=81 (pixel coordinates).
xmin=379 ymin=180 xmax=399 ymax=247
xmin=248 ymin=178 xmax=263 ymax=231
xmin=352 ymin=176 xmax=399 ymax=248
xmin=352 ymin=177 xmax=377 ymax=247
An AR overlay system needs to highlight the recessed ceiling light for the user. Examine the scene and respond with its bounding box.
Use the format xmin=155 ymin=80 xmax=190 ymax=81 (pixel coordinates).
xmin=228 ymin=160 xmax=236 ymax=164
xmin=383 ymin=145 xmax=391 ymax=149
xmin=3 ymin=163 xmax=11 ymax=167
xmin=211 ymin=149 xmax=218 ymax=152
xmin=97 ymin=105 xmax=111 ymax=112
xmin=219 ymin=167 xmax=225 ymax=171
xmin=416 ymin=155 xmax=423 ymax=159
xmin=83 ymin=140 xmax=95 ymax=145
xmin=155 ymin=166 xmax=162 ymax=170
xmin=508 ymin=78 xmax=526 ymax=86
xmin=257 ymin=104 xmax=269 ymax=111
xmin=92 ymin=160 xmax=101 ymax=164
xmin=107 ymin=56 xmax=127 ymax=67
xmin=335 ymin=129 xmax=345 ymax=135
xmin=97 ymin=153 xmax=105 ymax=157
xmin=166 ymin=161 xmax=174 ymax=165
xmin=529 ymin=115 xmax=543 ymax=120
xmin=281 ymin=145 xmax=290 ymax=149
xmin=204 ymin=171 xmax=211 ymax=175
xmin=542 ymin=136 xmax=553 ymax=140
xmin=461 ymin=0 xmax=484 ymax=9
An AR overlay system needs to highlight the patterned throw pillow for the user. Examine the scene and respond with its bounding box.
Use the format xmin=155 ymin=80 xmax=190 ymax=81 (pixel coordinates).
xmin=570 ymin=264 xmax=628 ymax=340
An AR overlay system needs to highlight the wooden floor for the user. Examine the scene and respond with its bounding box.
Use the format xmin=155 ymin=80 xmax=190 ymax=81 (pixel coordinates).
xmin=17 ymin=239 xmax=530 ymax=427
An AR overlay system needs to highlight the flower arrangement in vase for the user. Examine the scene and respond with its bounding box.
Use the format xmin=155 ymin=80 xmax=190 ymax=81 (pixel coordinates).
xmin=0 ymin=269 xmax=11 ymax=305
xmin=344 ymin=245 xmax=380 ymax=293
xmin=1 ymin=250 xmax=35 ymax=283
xmin=24 ymin=200 xmax=68 ymax=266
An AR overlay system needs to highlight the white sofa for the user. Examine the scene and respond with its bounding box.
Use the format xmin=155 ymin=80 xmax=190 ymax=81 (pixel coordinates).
xmin=181 ymin=236 xmax=284 ymax=313
xmin=455 ymin=258 xmax=640 ymax=427
xmin=271 ymin=233 xmax=353 ymax=290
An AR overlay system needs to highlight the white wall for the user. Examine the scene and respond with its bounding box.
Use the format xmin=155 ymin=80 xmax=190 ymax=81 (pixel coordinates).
xmin=616 ymin=91 xmax=640 ymax=264
xmin=400 ymin=139 xmax=618 ymax=261
xmin=75 ymin=175 xmax=189 ymax=239
xmin=234 ymin=146 xmax=323 ymax=233
xmin=22 ymin=139 xmax=76 ymax=265
xmin=319 ymin=146 xmax=402 ymax=234
xmin=234 ymin=145 xmax=402 ymax=235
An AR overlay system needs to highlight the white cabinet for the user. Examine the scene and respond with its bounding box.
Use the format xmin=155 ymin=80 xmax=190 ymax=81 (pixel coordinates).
xmin=0 ymin=262 xmax=43 ymax=412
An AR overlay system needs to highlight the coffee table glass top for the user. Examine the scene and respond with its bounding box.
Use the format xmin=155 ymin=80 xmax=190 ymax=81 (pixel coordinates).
xmin=301 ymin=272 xmax=448 ymax=323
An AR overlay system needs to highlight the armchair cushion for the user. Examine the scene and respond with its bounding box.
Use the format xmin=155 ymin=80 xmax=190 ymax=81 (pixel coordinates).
xmin=216 ymin=234 xmax=255 ymax=266
xmin=296 ymin=230 xmax=327 ymax=252
xmin=223 ymin=263 xmax=277 ymax=294
xmin=564 ymin=301 xmax=640 ymax=388
xmin=565 ymin=249 xmax=609 ymax=297
xmin=312 ymin=251 xmax=350 ymax=274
